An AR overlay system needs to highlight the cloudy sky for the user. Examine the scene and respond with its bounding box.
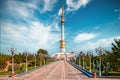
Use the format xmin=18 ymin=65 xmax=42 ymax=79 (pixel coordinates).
xmin=0 ymin=0 xmax=120 ymax=55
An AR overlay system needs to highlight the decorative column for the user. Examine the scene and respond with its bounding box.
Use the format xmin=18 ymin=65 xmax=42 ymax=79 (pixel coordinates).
xmin=60 ymin=5 xmax=65 ymax=53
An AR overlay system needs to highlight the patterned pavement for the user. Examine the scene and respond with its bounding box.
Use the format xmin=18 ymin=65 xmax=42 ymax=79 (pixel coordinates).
xmin=0 ymin=61 xmax=119 ymax=80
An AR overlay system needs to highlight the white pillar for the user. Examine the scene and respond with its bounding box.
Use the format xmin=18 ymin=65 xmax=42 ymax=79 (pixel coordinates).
xmin=26 ymin=56 xmax=28 ymax=72
xmin=12 ymin=56 xmax=14 ymax=74
xmin=99 ymin=56 xmax=101 ymax=76
xmin=34 ymin=54 xmax=37 ymax=68
xmin=60 ymin=5 xmax=65 ymax=53
xmin=89 ymin=57 xmax=91 ymax=72
xmin=61 ymin=22 xmax=64 ymax=40
xmin=82 ymin=53 xmax=85 ymax=69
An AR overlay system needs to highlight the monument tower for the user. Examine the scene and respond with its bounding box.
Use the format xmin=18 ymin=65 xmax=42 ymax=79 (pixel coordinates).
xmin=52 ymin=6 xmax=75 ymax=61
xmin=52 ymin=5 xmax=75 ymax=60
xmin=58 ymin=5 xmax=67 ymax=60
xmin=60 ymin=5 xmax=65 ymax=53
xmin=52 ymin=5 xmax=67 ymax=60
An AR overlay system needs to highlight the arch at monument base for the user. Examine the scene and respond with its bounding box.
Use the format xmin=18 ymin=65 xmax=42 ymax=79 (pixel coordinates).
xmin=52 ymin=52 xmax=75 ymax=61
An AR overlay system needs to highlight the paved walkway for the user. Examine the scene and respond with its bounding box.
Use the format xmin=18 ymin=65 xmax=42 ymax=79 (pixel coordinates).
xmin=0 ymin=61 xmax=119 ymax=80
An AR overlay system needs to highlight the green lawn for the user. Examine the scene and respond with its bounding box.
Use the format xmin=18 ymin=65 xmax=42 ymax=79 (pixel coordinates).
xmin=103 ymin=72 xmax=120 ymax=76
xmin=0 ymin=62 xmax=50 ymax=76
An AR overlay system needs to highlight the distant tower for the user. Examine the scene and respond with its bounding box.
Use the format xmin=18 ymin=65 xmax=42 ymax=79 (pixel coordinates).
xmin=60 ymin=5 xmax=65 ymax=53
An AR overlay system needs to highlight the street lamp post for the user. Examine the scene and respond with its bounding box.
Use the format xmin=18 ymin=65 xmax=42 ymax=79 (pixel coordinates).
xmin=42 ymin=54 xmax=45 ymax=66
xmin=74 ymin=56 xmax=76 ymax=64
xmin=24 ymin=51 xmax=29 ymax=72
xmin=88 ymin=51 xmax=92 ymax=72
xmin=92 ymin=60 xmax=95 ymax=70
xmin=96 ymin=47 xmax=104 ymax=76
xmin=79 ymin=51 xmax=82 ymax=67
xmin=8 ymin=47 xmax=16 ymax=76
xmin=78 ymin=56 xmax=80 ymax=67
xmin=79 ymin=52 xmax=82 ymax=67
xmin=43 ymin=54 xmax=48 ymax=65
xmin=39 ymin=53 xmax=43 ymax=67
xmin=87 ymin=51 xmax=92 ymax=72
xmin=82 ymin=53 xmax=85 ymax=69
xmin=34 ymin=54 xmax=37 ymax=68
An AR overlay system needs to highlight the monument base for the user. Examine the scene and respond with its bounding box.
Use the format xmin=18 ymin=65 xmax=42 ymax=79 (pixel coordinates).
xmin=55 ymin=52 xmax=67 ymax=61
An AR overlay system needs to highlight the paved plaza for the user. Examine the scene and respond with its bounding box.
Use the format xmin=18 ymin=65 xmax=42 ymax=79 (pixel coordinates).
xmin=0 ymin=61 xmax=119 ymax=80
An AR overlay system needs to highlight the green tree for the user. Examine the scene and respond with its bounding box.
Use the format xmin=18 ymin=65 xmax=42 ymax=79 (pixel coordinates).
xmin=0 ymin=58 xmax=6 ymax=70
xmin=37 ymin=49 xmax=48 ymax=55
xmin=109 ymin=39 xmax=120 ymax=72
xmin=0 ymin=53 xmax=10 ymax=71
xmin=37 ymin=49 xmax=49 ymax=65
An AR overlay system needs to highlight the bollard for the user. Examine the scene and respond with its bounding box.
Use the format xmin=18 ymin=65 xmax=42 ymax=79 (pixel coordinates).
xmin=93 ymin=72 xmax=96 ymax=78
xmin=11 ymin=72 xmax=16 ymax=77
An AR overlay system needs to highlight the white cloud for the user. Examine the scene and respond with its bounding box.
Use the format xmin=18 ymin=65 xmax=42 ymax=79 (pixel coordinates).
xmin=6 ymin=0 xmax=58 ymax=19
xmin=74 ymin=36 xmax=120 ymax=51
xmin=114 ymin=9 xmax=120 ymax=12
xmin=66 ymin=0 xmax=91 ymax=12
xmin=88 ymin=36 xmax=120 ymax=49
xmin=43 ymin=0 xmax=57 ymax=12
xmin=95 ymin=26 xmax=100 ymax=30
xmin=58 ymin=8 xmax=62 ymax=16
xmin=1 ymin=21 xmax=60 ymax=53
xmin=74 ymin=33 xmax=97 ymax=42
xmin=35 ymin=0 xmax=58 ymax=13
xmin=6 ymin=0 xmax=36 ymax=20
xmin=1 ymin=0 xmax=60 ymax=54
xmin=114 ymin=9 xmax=120 ymax=19
xmin=52 ymin=23 xmax=60 ymax=31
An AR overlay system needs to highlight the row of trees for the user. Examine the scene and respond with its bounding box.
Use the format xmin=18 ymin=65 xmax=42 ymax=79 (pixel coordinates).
xmin=73 ymin=39 xmax=120 ymax=75
xmin=0 ymin=49 xmax=52 ymax=73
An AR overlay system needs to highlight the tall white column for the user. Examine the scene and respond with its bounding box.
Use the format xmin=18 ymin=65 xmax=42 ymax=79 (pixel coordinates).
xmin=61 ymin=25 xmax=64 ymax=40
xmin=60 ymin=5 xmax=65 ymax=53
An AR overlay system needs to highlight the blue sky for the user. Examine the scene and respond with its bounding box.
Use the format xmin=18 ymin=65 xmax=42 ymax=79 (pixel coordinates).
xmin=0 ymin=0 xmax=120 ymax=55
